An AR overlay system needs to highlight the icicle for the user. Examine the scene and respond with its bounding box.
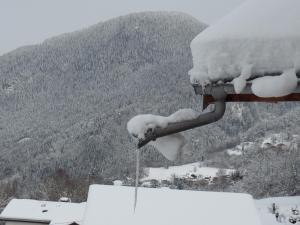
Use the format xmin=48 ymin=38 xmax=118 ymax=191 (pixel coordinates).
xmin=134 ymin=148 xmax=140 ymax=212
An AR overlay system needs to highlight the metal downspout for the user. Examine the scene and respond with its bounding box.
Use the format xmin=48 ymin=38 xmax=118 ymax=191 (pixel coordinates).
xmin=138 ymin=86 xmax=227 ymax=148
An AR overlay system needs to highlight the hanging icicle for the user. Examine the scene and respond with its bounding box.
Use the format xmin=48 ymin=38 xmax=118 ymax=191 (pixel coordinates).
xmin=134 ymin=148 xmax=140 ymax=212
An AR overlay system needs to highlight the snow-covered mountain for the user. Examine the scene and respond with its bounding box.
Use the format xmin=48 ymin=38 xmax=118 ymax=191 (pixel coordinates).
xmin=0 ymin=12 xmax=206 ymax=203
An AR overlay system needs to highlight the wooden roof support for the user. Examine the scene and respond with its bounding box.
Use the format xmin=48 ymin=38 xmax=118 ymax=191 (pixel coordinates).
xmin=202 ymin=93 xmax=300 ymax=109
xmin=193 ymin=81 xmax=300 ymax=109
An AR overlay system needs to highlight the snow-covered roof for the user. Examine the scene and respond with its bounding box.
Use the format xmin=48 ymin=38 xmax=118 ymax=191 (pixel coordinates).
xmin=83 ymin=184 xmax=261 ymax=225
xmin=0 ymin=199 xmax=86 ymax=225
xmin=189 ymin=0 xmax=300 ymax=87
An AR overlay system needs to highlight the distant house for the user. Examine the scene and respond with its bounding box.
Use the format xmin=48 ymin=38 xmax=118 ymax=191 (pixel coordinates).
xmin=83 ymin=185 xmax=262 ymax=225
xmin=0 ymin=199 xmax=85 ymax=225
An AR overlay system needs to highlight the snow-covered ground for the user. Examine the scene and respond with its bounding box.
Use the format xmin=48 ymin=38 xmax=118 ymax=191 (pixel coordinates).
xmin=260 ymin=133 xmax=298 ymax=149
xmin=256 ymin=196 xmax=300 ymax=225
xmin=226 ymin=133 xmax=299 ymax=157
xmin=226 ymin=142 xmax=254 ymax=156
xmin=141 ymin=162 xmax=235 ymax=182
xmin=227 ymin=149 xmax=243 ymax=156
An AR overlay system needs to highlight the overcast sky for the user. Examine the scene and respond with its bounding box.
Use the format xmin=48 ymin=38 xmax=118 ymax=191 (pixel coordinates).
xmin=0 ymin=0 xmax=245 ymax=55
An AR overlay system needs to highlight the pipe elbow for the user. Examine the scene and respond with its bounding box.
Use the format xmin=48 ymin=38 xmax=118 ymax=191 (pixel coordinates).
xmin=138 ymin=86 xmax=227 ymax=148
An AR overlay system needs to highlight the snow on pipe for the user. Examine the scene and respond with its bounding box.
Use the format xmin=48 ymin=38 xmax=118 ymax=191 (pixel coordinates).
xmin=137 ymin=86 xmax=227 ymax=148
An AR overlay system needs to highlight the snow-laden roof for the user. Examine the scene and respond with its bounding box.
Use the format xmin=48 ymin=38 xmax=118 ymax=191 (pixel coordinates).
xmin=189 ymin=0 xmax=300 ymax=86
xmin=0 ymin=199 xmax=86 ymax=224
xmin=83 ymin=185 xmax=261 ymax=225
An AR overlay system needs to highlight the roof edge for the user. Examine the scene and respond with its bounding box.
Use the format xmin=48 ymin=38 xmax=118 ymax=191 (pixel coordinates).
xmin=0 ymin=216 xmax=50 ymax=224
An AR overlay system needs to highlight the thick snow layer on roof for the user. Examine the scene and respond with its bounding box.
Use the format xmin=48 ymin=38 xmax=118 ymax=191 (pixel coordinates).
xmin=83 ymin=185 xmax=261 ymax=225
xmin=189 ymin=0 xmax=300 ymax=88
xmin=0 ymin=199 xmax=85 ymax=224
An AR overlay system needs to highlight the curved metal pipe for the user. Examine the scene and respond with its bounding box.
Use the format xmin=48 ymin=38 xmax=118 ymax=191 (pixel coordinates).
xmin=138 ymin=86 xmax=227 ymax=148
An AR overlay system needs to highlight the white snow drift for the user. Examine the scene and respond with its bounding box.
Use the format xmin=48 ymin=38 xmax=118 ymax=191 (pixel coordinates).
xmin=189 ymin=0 xmax=300 ymax=96
xmin=251 ymin=68 xmax=298 ymax=97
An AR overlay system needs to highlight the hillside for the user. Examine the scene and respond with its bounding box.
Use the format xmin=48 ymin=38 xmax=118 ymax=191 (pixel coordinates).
xmin=0 ymin=11 xmax=299 ymax=203
xmin=0 ymin=12 xmax=207 ymax=202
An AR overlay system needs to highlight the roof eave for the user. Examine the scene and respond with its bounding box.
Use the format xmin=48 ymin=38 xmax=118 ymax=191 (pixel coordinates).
xmin=0 ymin=216 xmax=50 ymax=224
xmin=193 ymin=73 xmax=300 ymax=109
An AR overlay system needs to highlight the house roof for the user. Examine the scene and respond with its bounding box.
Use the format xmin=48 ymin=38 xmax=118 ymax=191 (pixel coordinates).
xmin=83 ymin=185 xmax=262 ymax=225
xmin=189 ymin=0 xmax=300 ymax=86
xmin=0 ymin=199 xmax=86 ymax=225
